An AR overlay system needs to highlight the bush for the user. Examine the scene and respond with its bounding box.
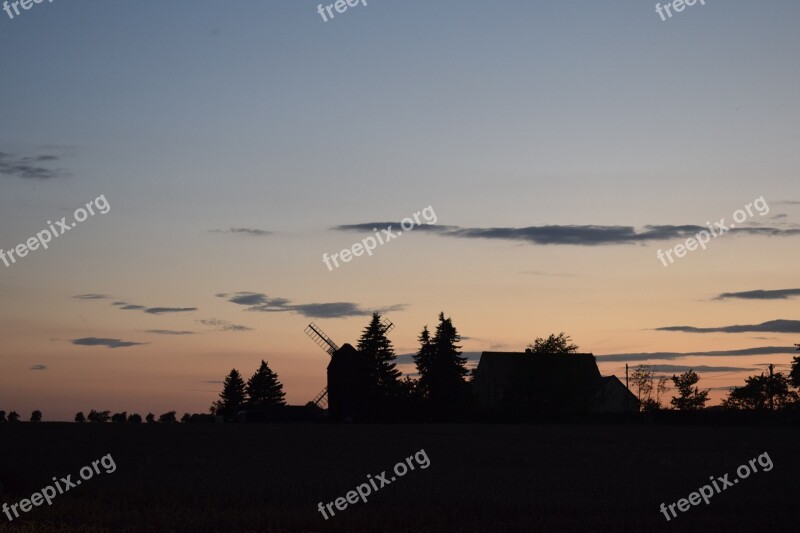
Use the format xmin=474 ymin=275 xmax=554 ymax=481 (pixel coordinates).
xmin=159 ymin=411 xmax=177 ymax=423
xmin=88 ymin=410 xmax=111 ymax=423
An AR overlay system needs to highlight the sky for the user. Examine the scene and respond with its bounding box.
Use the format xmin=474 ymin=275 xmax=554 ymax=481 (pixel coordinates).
xmin=1 ymin=0 xmax=799 ymax=420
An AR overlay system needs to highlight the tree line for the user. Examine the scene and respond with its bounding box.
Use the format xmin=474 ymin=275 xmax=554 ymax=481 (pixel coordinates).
xmin=629 ymin=344 xmax=800 ymax=412
xmin=5 ymin=328 xmax=797 ymax=422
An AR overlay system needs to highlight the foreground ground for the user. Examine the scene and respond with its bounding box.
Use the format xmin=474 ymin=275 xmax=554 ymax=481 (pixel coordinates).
xmin=0 ymin=422 xmax=797 ymax=532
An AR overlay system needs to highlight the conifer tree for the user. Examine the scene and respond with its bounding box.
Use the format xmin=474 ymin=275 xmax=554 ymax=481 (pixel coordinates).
xmin=357 ymin=313 xmax=401 ymax=405
xmin=416 ymin=312 xmax=469 ymax=417
xmin=246 ymin=360 xmax=287 ymax=407
xmin=218 ymin=368 xmax=247 ymax=418
xmin=413 ymin=326 xmax=435 ymax=397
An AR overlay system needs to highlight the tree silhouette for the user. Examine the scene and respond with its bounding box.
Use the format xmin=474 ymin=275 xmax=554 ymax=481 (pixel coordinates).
xmin=217 ymin=369 xmax=246 ymax=419
xmin=527 ymin=332 xmax=578 ymax=354
xmin=670 ymin=370 xmax=709 ymax=410
xmin=74 ymin=411 xmax=85 ymax=423
xmin=790 ymin=344 xmax=800 ymax=388
xmin=30 ymin=410 xmax=42 ymax=422
xmin=7 ymin=411 xmax=20 ymax=422
xmin=722 ymin=372 xmax=799 ymax=410
xmin=416 ymin=313 xmax=469 ymax=417
xmin=145 ymin=413 xmax=155 ymax=423
xmin=88 ymin=410 xmax=110 ymax=423
xmin=357 ymin=313 xmax=401 ymax=414
xmin=111 ymin=412 xmax=127 ymax=423
xmin=159 ymin=411 xmax=177 ymax=423
xmin=413 ymin=326 xmax=435 ymax=398
xmin=246 ymin=360 xmax=287 ymax=408
xmin=629 ymin=365 xmax=670 ymax=411
xmin=129 ymin=413 xmax=142 ymax=423
xmin=0 ymin=410 xmax=6 ymax=422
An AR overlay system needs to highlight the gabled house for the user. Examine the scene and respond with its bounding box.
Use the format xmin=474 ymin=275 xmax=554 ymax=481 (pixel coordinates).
xmin=473 ymin=351 xmax=639 ymax=416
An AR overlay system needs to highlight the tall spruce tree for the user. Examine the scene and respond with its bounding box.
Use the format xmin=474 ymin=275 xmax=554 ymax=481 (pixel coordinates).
xmin=218 ymin=368 xmax=247 ymax=418
xmin=246 ymin=360 xmax=287 ymax=408
xmin=413 ymin=326 xmax=436 ymax=398
xmin=357 ymin=313 xmax=401 ymax=416
xmin=416 ymin=312 xmax=469 ymax=417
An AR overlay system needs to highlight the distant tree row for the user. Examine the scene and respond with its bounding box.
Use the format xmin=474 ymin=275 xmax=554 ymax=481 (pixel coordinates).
xmin=720 ymin=345 xmax=800 ymax=411
xmin=627 ymin=345 xmax=800 ymax=412
xmin=74 ymin=410 xmax=214 ymax=423
xmin=0 ymin=410 xmax=41 ymax=422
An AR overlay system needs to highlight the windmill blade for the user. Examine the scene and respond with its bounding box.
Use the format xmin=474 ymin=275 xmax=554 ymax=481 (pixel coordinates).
xmin=305 ymin=323 xmax=339 ymax=355
xmin=311 ymin=387 xmax=328 ymax=409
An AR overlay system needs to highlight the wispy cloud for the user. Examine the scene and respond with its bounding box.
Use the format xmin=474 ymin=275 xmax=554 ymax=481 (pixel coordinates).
xmin=217 ymin=291 xmax=406 ymax=318
xmin=197 ymin=319 xmax=253 ymax=332
xmin=72 ymin=294 xmax=110 ymax=300
xmin=596 ymin=346 xmax=798 ymax=363
xmin=30 ymin=364 xmax=47 ymax=370
xmin=655 ymin=319 xmax=800 ymax=334
xmin=647 ymin=365 xmax=752 ymax=373
xmin=714 ymin=289 xmax=800 ymax=300
xmin=71 ymin=337 xmax=147 ymax=349
xmin=335 ymin=222 xmax=800 ymax=246
xmin=145 ymin=329 xmax=196 ymax=335
xmin=209 ymin=228 xmax=273 ymax=236
xmin=144 ymin=307 xmax=197 ymax=315
xmin=0 ymin=151 xmax=70 ymax=180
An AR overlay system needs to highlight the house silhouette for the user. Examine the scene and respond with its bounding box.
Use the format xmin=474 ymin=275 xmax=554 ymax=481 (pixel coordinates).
xmin=473 ymin=351 xmax=639 ymax=417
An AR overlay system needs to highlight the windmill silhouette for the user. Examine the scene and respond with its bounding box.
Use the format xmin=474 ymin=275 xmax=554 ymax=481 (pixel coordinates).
xmin=304 ymin=318 xmax=394 ymax=411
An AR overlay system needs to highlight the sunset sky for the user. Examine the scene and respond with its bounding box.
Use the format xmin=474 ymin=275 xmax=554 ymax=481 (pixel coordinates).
xmin=2 ymin=1 xmax=799 ymax=420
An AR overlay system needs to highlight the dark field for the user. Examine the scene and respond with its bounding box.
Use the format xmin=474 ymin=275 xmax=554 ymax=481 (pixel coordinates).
xmin=0 ymin=423 xmax=798 ymax=532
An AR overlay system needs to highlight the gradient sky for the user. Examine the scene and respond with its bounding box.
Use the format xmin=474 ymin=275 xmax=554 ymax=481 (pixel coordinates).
xmin=2 ymin=1 xmax=799 ymax=420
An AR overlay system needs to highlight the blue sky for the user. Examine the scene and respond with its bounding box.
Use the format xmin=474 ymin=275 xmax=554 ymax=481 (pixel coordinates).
xmin=2 ymin=1 xmax=799 ymax=418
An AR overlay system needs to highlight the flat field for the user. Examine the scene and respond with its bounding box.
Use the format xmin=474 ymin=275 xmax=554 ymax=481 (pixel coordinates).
xmin=0 ymin=423 xmax=797 ymax=532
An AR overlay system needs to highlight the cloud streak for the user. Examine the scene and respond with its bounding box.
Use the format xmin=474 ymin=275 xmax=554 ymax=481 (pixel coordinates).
xmin=144 ymin=307 xmax=198 ymax=315
xmin=655 ymin=319 xmax=800 ymax=334
xmin=595 ymin=346 xmax=799 ymax=363
xmin=647 ymin=365 xmax=751 ymax=373
xmin=334 ymin=222 xmax=800 ymax=246
xmin=71 ymin=337 xmax=147 ymax=349
xmin=714 ymin=289 xmax=800 ymax=300
xmin=0 ymin=151 xmax=70 ymax=180
xmin=217 ymin=292 xmax=406 ymax=318
xmin=197 ymin=319 xmax=253 ymax=332
xmin=209 ymin=228 xmax=274 ymax=236
xmin=145 ymin=330 xmax=196 ymax=335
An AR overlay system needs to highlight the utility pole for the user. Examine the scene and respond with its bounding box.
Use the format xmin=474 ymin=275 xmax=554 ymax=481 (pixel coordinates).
xmin=626 ymin=364 xmax=629 ymax=411
xmin=768 ymin=363 xmax=774 ymax=411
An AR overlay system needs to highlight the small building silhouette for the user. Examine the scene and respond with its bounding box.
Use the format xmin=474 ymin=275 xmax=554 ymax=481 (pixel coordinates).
xmin=473 ymin=351 xmax=639 ymax=416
